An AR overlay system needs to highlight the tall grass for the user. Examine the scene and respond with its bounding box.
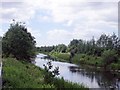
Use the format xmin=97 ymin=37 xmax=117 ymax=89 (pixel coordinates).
xmin=2 ymin=58 xmax=55 ymax=88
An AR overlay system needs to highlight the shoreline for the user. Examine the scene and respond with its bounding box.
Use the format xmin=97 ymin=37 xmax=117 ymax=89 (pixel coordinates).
xmin=44 ymin=53 xmax=120 ymax=75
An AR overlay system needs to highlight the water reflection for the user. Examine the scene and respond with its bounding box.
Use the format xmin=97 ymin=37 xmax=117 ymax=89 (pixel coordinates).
xmin=35 ymin=54 xmax=120 ymax=89
xmin=69 ymin=66 xmax=120 ymax=89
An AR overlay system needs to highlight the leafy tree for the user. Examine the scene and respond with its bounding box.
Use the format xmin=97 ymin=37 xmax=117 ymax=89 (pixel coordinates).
xmin=2 ymin=20 xmax=36 ymax=62
xmin=69 ymin=39 xmax=79 ymax=47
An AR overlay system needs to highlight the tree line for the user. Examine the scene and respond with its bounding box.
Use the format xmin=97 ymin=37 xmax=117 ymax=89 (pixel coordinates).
xmin=38 ymin=33 xmax=120 ymax=56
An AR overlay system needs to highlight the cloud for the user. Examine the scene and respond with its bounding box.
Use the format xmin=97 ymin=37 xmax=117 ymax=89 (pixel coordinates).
xmin=1 ymin=1 xmax=118 ymax=23
xmin=1 ymin=0 xmax=118 ymax=46
xmin=46 ymin=29 xmax=72 ymax=45
xmin=0 ymin=1 xmax=36 ymax=23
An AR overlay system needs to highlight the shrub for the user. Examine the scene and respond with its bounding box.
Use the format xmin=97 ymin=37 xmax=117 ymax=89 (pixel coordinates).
xmin=110 ymin=63 xmax=120 ymax=70
xmin=102 ymin=50 xmax=118 ymax=68
xmin=43 ymin=61 xmax=59 ymax=84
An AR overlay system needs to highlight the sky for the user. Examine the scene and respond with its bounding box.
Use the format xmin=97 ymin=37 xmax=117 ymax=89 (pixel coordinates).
xmin=0 ymin=0 xmax=119 ymax=46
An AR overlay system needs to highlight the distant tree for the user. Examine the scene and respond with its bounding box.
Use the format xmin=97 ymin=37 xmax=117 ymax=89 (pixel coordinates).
xmin=56 ymin=44 xmax=67 ymax=53
xmin=69 ymin=39 xmax=79 ymax=46
xmin=2 ymin=20 xmax=36 ymax=62
xmin=38 ymin=46 xmax=55 ymax=53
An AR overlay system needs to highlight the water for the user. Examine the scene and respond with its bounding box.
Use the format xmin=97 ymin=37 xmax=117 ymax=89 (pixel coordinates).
xmin=35 ymin=53 xmax=120 ymax=89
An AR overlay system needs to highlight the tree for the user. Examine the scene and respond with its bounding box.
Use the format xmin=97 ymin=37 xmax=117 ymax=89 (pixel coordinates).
xmin=2 ymin=20 xmax=36 ymax=62
xmin=56 ymin=44 xmax=67 ymax=53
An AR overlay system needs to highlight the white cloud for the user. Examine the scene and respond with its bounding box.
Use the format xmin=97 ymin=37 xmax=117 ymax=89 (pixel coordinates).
xmin=1 ymin=1 xmax=36 ymax=23
xmin=1 ymin=0 xmax=118 ymax=46
xmin=46 ymin=29 xmax=72 ymax=45
xmin=1 ymin=0 xmax=118 ymax=23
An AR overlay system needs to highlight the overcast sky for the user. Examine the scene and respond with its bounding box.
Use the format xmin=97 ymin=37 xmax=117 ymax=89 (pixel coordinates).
xmin=0 ymin=0 xmax=119 ymax=46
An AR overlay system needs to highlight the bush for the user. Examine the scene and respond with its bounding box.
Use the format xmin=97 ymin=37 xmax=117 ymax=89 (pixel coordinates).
xmin=43 ymin=61 xmax=59 ymax=84
xmin=102 ymin=50 xmax=118 ymax=68
xmin=110 ymin=63 xmax=120 ymax=70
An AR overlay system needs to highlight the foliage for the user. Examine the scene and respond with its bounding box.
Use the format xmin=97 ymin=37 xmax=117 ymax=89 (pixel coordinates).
xmin=55 ymin=44 xmax=67 ymax=53
xmin=43 ymin=61 xmax=59 ymax=84
xmin=110 ymin=63 xmax=120 ymax=70
xmin=101 ymin=50 xmax=118 ymax=68
xmin=37 ymin=46 xmax=55 ymax=53
xmin=37 ymin=44 xmax=67 ymax=53
xmin=72 ymin=54 xmax=102 ymax=66
xmin=50 ymin=52 xmax=70 ymax=61
xmin=35 ymin=31 xmax=120 ymax=58
xmin=40 ymin=33 xmax=120 ymax=58
xmin=2 ymin=20 xmax=36 ymax=62
xmin=2 ymin=58 xmax=55 ymax=88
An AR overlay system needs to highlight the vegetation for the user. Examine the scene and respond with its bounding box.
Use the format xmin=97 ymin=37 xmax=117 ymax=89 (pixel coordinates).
xmin=2 ymin=58 xmax=54 ymax=88
xmin=102 ymin=50 xmax=119 ymax=69
xmin=49 ymin=51 xmax=70 ymax=62
xmin=2 ymin=20 xmax=36 ymax=62
xmin=43 ymin=61 xmax=59 ymax=84
xmin=38 ymin=33 xmax=120 ymax=71
xmin=2 ymin=58 xmax=88 ymax=89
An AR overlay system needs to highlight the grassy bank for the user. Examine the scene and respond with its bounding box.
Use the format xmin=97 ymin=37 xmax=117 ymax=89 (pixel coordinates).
xmin=2 ymin=58 xmax=88 ymax=89
xmin=49 ymin=52 xmax=120 ymax=71
xmin=49 ymin=52 xmax=70 ymax=62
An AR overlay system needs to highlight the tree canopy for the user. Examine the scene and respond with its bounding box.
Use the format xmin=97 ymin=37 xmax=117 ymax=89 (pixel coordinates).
xmin=2 ymin=21 xmax=36 ymax=62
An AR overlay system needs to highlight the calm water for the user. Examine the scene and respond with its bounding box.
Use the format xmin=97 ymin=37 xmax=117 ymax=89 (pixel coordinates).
xmin=35 ymin=53 xmax=120 ymax=89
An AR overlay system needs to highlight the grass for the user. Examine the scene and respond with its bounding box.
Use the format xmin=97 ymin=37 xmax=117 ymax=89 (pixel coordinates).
xmin=49 ymin=52 xmax=70 ymax=62
xmin=2 ymin=58 xmax=54 ymax=88
xmin=2 ymin=57 xmax=88 ymax=89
